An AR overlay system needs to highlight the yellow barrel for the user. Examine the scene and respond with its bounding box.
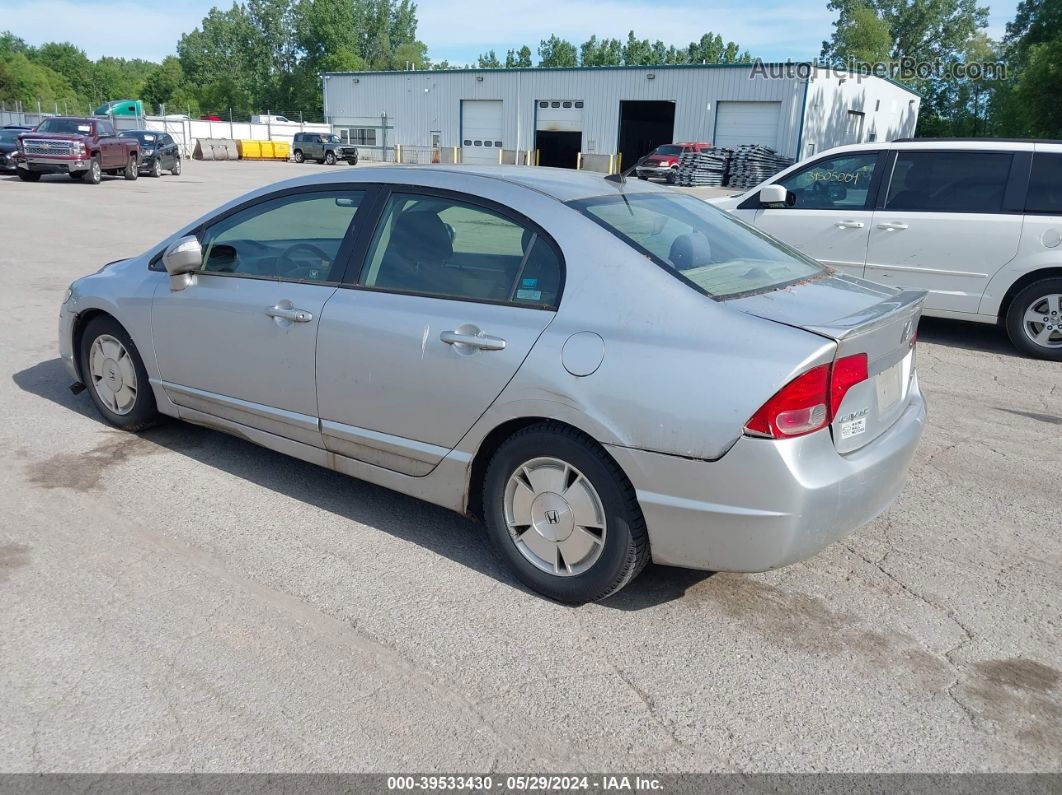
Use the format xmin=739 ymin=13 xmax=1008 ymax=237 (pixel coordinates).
xmin=258 ymin=141 xmax=275 ymax=159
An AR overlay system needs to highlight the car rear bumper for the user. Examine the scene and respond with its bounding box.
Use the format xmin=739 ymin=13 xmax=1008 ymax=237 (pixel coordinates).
xmin=607 ymin=377 xmax=926 ymax=572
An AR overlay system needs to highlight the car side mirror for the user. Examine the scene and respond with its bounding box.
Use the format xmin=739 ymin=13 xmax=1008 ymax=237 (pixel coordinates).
xmin=759 ymin=184 xmax=794 ymax=207
xmin=162 ymin=235 xmax=202 ymax=291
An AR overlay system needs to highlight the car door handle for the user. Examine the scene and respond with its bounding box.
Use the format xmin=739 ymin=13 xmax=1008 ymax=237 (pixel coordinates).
xmin=877 ymin=222 xmax=909 ymax=231
xmin=440 ymin=330 xmax=507 ymax=351
xmin=265 ymin=306 xmax=313 ymax=323
xmin=835 ymin=220 xmax=865 ymax=228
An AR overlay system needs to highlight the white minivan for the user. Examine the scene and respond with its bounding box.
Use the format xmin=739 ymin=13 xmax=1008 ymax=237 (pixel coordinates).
xmin=710 ymin=139 xmax=1062 ymax=360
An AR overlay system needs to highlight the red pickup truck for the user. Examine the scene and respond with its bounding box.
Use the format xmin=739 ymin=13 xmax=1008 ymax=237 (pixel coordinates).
xmin=16 ymin=116 xmax=140 ymax=184
xmin=636 ymin=142 xmax=713 ymax=182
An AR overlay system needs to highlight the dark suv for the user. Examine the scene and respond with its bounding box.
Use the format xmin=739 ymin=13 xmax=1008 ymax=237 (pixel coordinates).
xmin=292 ymin=133 xmax=358 ymax=165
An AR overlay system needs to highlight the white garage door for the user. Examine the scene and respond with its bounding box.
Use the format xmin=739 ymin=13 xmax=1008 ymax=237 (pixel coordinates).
xmin=461 ymin=100 xmax=503 ymax=165
xmin=715 ymin=101 xmax=781 ymax=150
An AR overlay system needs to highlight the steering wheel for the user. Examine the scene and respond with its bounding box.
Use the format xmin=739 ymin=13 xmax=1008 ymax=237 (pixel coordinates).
xmin=276 ymin=242 xmax=332 ymax=279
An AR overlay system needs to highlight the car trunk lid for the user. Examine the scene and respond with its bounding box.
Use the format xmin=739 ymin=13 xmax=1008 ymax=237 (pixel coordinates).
xmin=730 ymin=274 xmax=924 ymax=453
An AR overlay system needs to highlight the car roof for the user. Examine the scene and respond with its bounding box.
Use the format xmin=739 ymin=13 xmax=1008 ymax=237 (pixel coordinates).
xmin=272 ymin=165 xmax=672 ymax=202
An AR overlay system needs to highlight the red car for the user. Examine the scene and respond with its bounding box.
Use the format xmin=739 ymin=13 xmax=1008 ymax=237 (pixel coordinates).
xmin=16 ymin=116 xmax=139 ymax=184
xmin=200 ymin=115 xmax=222 ymax=121
xmin=636 ymin=142 xmax=712 ymax=181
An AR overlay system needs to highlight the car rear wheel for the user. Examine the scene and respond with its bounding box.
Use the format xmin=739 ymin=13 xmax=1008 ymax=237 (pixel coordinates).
xmin=348 ymin=156 xmax=358 ymax=166
xmin=79 ymin=315 xmax=158 ymax=431
xmin=482 ymin=422 xmax=650 ymax=603
xmin=123 ymin=155 xmax=138 ymax=180
xmin=1006 ymin=278 xmax=1062 ymax=361
xmin=18 ymin=170 xmax=41 ymax=182
xmin=324 ymin=151 xmax=336 ymax=165
xmin=293 ymin=149 xmax=304 ymax=163
xmin=171 ymin=157 xmax=181 ymax=175
xmin=82 ymin=157 xmax=101 ymax=184
xmin=150 ymin=157 xmax=162 ymax=178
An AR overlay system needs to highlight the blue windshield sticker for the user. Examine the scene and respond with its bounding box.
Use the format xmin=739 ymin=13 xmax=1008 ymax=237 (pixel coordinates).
xmin=521 ymin=278 xmax=538 ymax=288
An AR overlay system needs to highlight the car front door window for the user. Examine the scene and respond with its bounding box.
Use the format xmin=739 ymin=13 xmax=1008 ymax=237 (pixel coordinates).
xmin=199 ymin=191 xmax=365 ymax=283
xmin=777 ymin=153 xmax=880 ymax=210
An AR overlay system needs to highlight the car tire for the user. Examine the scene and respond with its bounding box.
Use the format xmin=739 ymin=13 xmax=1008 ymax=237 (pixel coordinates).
xmin=324 ymin=151 xmax=336 ymax=165
xmin=171 ymin=157 xmax=181 ymax=176
xmin=293 ymin=149 xmax=304 ymax=163
xmin=150 ymin=158 xmax=162 ymax=178
xmin=68 ymin=171 xmax=84 ymax=180
xmin=18 ymin=170 xmax=41 ymax=182
xmin=636 ymin=174 xmax=649 ymax=180
xmin=82 ymin=156 xmax=101 ymax=184
xmin=348 ymin=157 xmax=358 ymax=166
xmin=79 ymin=315 xmax=158 ymax=432
xmin=1005 ymin=277 xmax=1062 ymax=361
xmin=124 ymin=155 xmax=138 ymax=180
xmin=482 ymin=422 xmax=650 ymax=603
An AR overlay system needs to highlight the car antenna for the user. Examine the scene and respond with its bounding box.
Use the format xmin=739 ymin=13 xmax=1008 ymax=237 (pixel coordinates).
xmin=605 ymin=155 xmax=647 ymax=185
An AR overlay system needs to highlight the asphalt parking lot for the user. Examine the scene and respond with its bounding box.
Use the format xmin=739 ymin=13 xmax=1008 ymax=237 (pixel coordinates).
xmin=1 ymin=158 xmax=1060 ymax=773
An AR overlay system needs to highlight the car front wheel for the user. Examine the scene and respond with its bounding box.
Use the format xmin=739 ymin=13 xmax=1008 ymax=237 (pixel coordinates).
xmin=18 ymin=170 xmax=41 ymax=182
xmin=482 ymin=422 xmax=650 ymax=603
xmin=1006 ymin=278 xmax=1062 ymax=361
xmin=79 ymin=315 xmax=158 ymax=431
xmin=150 ymin=158 xmax=162 ymax=177
xmin=324 ymin=151 xmax=336 ymax=165
xmin=171 ymin=157 xmax=181 ymax=175
xmin=293 ymin=150 xmax=304 ymax=163
xmin=82 ymin=157 xmax=101 ymax=184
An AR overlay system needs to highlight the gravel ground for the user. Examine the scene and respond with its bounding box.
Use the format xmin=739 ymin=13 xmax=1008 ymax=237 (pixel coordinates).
xmin=0 ymin=159 xmax=1059 ymax=773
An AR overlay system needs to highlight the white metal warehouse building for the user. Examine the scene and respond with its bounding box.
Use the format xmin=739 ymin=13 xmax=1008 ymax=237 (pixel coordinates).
xmin=321 ymin=63 xmax=921 ymax=169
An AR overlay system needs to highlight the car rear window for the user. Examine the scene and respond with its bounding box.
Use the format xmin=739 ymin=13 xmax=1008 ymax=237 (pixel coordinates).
xmin=569 ymin=192 xmax=824 ymax=299
xmin=655 ymin=145 xmax=682 ymax=155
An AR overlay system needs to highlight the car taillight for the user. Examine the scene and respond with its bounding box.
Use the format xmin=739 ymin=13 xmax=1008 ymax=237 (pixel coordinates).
xmin=745 ymin=353 xmax=870 ymax=440
xmin=830 ymin=353 xmax=868 ymax=415
xmin=745 ymin=364 xmax=830 ymax=438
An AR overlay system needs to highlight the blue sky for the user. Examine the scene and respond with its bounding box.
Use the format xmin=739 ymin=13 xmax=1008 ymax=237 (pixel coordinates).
xmin=3 ymin=0 xmax=1020 ymax=64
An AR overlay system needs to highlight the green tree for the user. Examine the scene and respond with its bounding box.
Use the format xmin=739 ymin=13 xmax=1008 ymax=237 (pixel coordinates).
xmin=477 ymin=50 xmax=501 ymax=68
xmin=505 ymin=46 xmax=533 ymax=67
xmin=621 ymin=31 xmax=653 ymax=65
xmin=538 ymin=35 xmax=578 ymax=67
xmin=580 ymin=35 xmax=622 ymax=66
xmin=823 ymin=0 xmax=988 ymax=62
xmin=0 ymin=52 xmax=76 ymax=107
xmin=823 ymin=3 xmax=894 ymax=64
xmin=1012 ymin=36 xmax=1062 ymax=136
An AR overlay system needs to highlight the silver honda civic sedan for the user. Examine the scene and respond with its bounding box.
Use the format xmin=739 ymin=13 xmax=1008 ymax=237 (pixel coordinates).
xmin=59 ymin=166 xmax=927 ymax=603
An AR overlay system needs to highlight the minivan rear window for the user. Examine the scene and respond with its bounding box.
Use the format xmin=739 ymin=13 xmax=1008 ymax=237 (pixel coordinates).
xmin=1026 ymin=153 xmax=1062 ymax=214
xmin=569 ymin=193 xmax=824 ymax=298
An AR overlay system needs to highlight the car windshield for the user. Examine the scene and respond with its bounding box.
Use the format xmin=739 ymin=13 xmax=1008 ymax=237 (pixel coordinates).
xmin=569 ymin=192 xmax=825 ymax=298
xmin=35 ymin=119 xmax=92 ymax=135
xmin=121 ymin=131 xmax=156 ymax=143
xmin=654 ymin=145 xmax=682 ymax=156
xmin=325 ymin=135 xmax=341 ymax=143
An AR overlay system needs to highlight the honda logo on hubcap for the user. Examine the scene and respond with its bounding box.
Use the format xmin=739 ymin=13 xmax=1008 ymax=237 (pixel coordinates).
xmin=544 ymin=510 xmax=559 ymax=524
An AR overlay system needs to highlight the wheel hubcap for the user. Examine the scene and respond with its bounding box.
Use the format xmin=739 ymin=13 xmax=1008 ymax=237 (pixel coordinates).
xmin=504 ymin=457 xmax=606 ymax=576
xmin=1022 ymin=293 xmax=1062 ymax=348
xmin=89 ymin=334 xmax=137 ymax=415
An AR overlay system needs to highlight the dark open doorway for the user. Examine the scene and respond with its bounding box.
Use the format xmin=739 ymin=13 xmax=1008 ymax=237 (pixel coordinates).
xmin=618 ymin=100 xmax=676 ymax=168
xmin=536 ymin=130 xmax=581 ymax=168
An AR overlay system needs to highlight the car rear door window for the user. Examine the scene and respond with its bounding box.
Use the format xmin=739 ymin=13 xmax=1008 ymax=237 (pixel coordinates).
xmin=775 ymin=152 xmax=879 ymax=210
xmin=885 ymin=151 xmax=1013 ymax=213
xmin=198 ymin=190 xmax=365 ymax=283
xmin=1026 ymin=152 xmax=1062 ymax=214
xmin=360 ymin=193 xmax=562 ymax=308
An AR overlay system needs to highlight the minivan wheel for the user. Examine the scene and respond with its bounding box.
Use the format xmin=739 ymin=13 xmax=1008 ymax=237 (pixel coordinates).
xmin=293 ymin=149 xmax=304 ymax=163
xmin=1005 ymin=278 xmax=1062 ymax=361
xmin=482 ymin=422 xmax=650 ymax=603
xmin=79 ymin=315 xmax=158 ymax=431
